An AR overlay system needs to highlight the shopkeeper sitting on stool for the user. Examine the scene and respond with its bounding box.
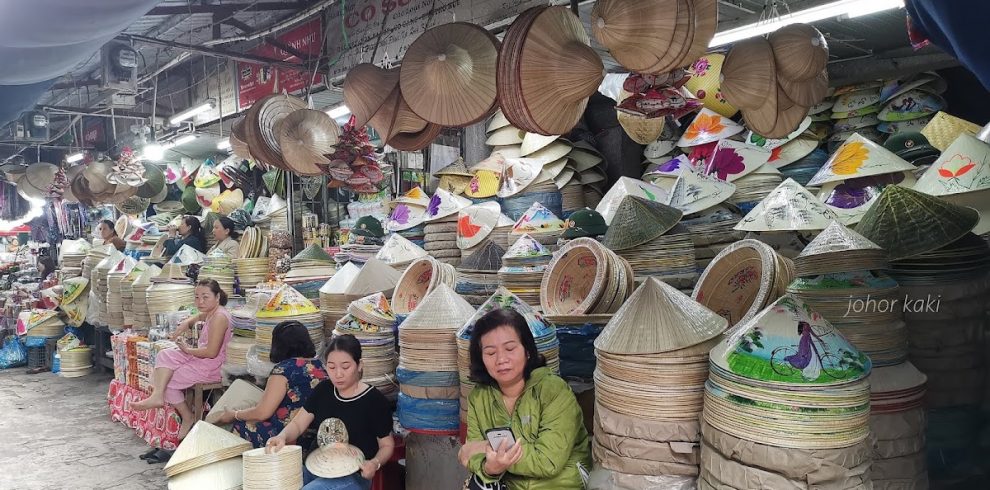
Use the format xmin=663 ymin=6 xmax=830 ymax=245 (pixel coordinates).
xmin=163 ymin=215 xmax=208 ymax=256
xmin=97 ymin=219 xmax=126 ymax=252
xmin=216 ymin=320 xmax=328 ymax=448
xmin=266 ymin=334 xmax=394 ymax=490
xmin=207 ymin=216 xmax=240 ymax=257
xmin=131 ymin=279 xmax=232 ymax=440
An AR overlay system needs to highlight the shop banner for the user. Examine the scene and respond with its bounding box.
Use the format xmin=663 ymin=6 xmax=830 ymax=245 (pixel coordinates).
xmin=324 ymin=0 xmax=546 ymax=79
xmin=237 ymin=18 xmax=325 ymax=110
xmin=80 ymin=117 xmax=106 ymax=150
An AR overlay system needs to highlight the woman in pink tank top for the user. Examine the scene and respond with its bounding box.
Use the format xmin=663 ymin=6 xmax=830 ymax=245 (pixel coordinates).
xmin=131 ymin=279 xmax=233 ymax=440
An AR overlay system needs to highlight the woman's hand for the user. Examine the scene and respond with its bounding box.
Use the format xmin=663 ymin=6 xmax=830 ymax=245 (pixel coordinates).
xmin=216 ymin=408 xmax=237 ymax=424
xmin=458 ymin=440 xmax=488 ymax=467
xmin=265 ymin=435 xmax=287 ymax=454
xmin=177 ymin=340 xmax=193 ymax=356
xmin=359 ymin=460 xmax=378 ymax=480
xmin=167 ymin=224 xmax=178 ymax=237
xmin=483 ymin=440 xmax=523 ymax=477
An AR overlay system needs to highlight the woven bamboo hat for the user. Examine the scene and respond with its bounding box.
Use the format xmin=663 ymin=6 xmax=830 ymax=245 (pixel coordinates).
xmin=595 ymin=276 xmax=727 ymax=355
xmin=794 ymin=220 xmax=886 ymax=275
xmin=136 ymin=162 xmax=165 ymax=199
xmin=367 ymin=86 xmax=430 ymax=143
xmin=768 ymin=23 xmax=828 ymax=82
xmin=808 ymin=133 xmax=915 ymax=187
xmin=720 ymin=38 xmax=776 ymax=111
xmin=376 ymin=233 xmax=428 ymax=266
xmin=401 ymin=283 xmax=476 ymax=331
xmin=204 ymin=379 xmax=264 ymax=424
xmin=343 ymin=63 xmax=400 ymax=126
xmin=244 ymin=94 xmax=308 ymax=170
xmin=921 ymin=111 xmax=982 ymax=151
xmin=589 ymin=0 xmax=677 ymax=73
xmin=855 ymin=185 xmax=979 ymax=261
xmin=668 ymin=166 xmax=736 ymax=215
xmin=498 ymin=6 xmax=605 ymax=135
xmin=277 ymin=109 xmax=339 ymax=176
xmin=914 ymin=133 xmax=990 ymax=196
xmin=735 ymin=178 xmax=839 ymax=232
xmin=163 ymin=421 xmax=252 ymax=477
xmin=400 ymin=22 xmax=499 ymax=127
xmin=778 ymin=70 xmax=829 ymax=108
xmin=602 ymin=196 xmax=682 ymax=250
xmin=458 ymin=240 xmax=505 ymax=272
xmin=595 ymin=176 xmax=670 ymax=225
xmin=457 ymin=201 xmax=501 ymax=249
xmin=305 ymin=418 xmax=365 ymax=479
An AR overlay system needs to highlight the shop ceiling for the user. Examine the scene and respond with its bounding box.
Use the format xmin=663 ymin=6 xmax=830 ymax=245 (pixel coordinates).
xmin=32 ymin=0 xmax=957 ymax=152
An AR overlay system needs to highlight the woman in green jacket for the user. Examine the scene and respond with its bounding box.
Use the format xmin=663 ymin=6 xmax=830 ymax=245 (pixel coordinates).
xmin=457 ymin=308 xmax=591 ymax=489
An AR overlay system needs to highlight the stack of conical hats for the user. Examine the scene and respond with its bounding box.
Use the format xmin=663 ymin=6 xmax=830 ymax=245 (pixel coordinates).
xmin=199 ymin=250 xmax=236 ymax=299
xmin=593 ymin=278 xmax=727 ymax=479
xmin=146 ymin=263 xmax=195 ymax=324
xmin=59 ymin=238 xmax=91 ymax=278
xmin=319 ymin=259 xmax=401 ymax=336
xmin=91 ymin=250 xmax=126 ymax=326
xmin=256 ymin=284 xmax=324 ymax=358
xmin=119 ymin=262 xmax=149 ymax=329
xmin=333 ymin=292 xmax=399 ymax=399
xmin=913 ymin=133 xmax=990 ymax=238
xmin=130 ymin=265 xmax=161 ymax=329
xmin=284 ymin=244 xmax=336 ymax=303
xmin=540 ymin=237 xmax=634 ymax=315
xmin=454 ymin=240 xmax=504 ymax=306
xmin=701 ymin=295 xmax=874 ymax=488
xmin=392 ymin=257 xmax=457 ymax=315
xmin=457 ymin=202 xmax=506 ymax=260
xmin=58 ymin=277 xmax=90 ymax=328
xmin=867 ymin=362 xmax=930 ymax=488
xmin=735 ymin=178 xmax=839 ymax=258
xmin=375 ymin=233 xmax=428 ymax=271
xmin=397 ymin=284 xmax=476 ymax=433
xmin=164 ymin=421 xmax=251 ymax=489
xmin=499 ymin=234 xmax=553 ymax=309
xmin=603 ymin=196 xmax=696 ymax=290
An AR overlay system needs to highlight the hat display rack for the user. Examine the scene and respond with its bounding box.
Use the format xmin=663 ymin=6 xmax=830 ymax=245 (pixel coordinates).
xmin=333 ymin=292 xmax=400 ymax=399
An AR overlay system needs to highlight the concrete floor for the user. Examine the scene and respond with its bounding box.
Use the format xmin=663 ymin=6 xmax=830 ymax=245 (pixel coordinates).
xmin=0 ymin=369 xmax=167 ymax=489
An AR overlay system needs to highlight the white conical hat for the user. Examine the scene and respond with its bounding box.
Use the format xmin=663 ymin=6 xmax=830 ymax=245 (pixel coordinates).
xmin=676 ymin=108 xmax=745 ymax=147
xmin=503 ymin=234 xmax=551 ymax=260
xmin=485 ymin=125 xmax=525 ymax=146
xmin=376 ymin=234 xmax=428 ymax=265
xmin=744 ymin=116 xmax=813 ymax=151
xmin=61 ymin=277 xmax=90 ymax=304
xmin=667 ymin=166 xmax=736 ymax=215
xmin=807 ymin=133 xmax=915 ymax=186
xmin=204 ymin=379 xmax=264 ymax=424
xmin=497 ymin=157 xmax=546 ymax=198
xmin=511 ymin=202 xmax=565 ymax=235
xmin=457 ymin=202 xmax=501 ymax=249
xmin=425 ymin=188 xmax=472 ymax=221
xmin=390 ymin=186 xmax=431 ymax=208
xmin=345 ymin=258 xmax=402 ymax=296
xmin=400 ymin=283 xmax=475 ymax=331
xmin=595 ymin=176 xmax=670 ymax=225
xmin=594 ymin=277 xmax=728 ymax=355
xmin=735 ymin=178 xmax=840 ymax=232
xmin=526 ymin=141 xmax=572 ymax=165
xmin=769 ymin=135 xmax=819 ymax=168
xmin=487 ymin=109 xmax=511 ymax=133
xmin=132 ymin=265 xmax=162 ymax=287
xmin=914 ymin=133 xmax=990 ymax=196
xmin=347 ymin=292 xmax=396 ymax=327
xmin=710 ymin=294 xmax=872 ymax=386
xmin=458 ymin=286 xmax=555 ymax=340
xmin=170 ymin=245 xmax=207 ymax=265
xmin=164 ymin=421 xmax=252 ymax=477
xmin=704 ymin=139 xmax=771 ymax=182
xmin=386 ymin=203 xmax=427 ymax=232
xmin=319 ymin=262 xmax=362 ymax=294
xmin=520 ymin=132 xmax=560 ymax=156
xmin=797 ymin=221 xmax=881 ymax=259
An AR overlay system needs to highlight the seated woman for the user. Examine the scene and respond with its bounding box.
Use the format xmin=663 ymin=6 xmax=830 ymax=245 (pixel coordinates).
xmin=163 ymin=215 xmax=207 ymax=256
xmin=458 ymin=309 xmax=591 ymax=489
xmin=207 ymin=216 xmax=240 ymax=257
xmin=131 ymin=279 xmax=232 ymax=440
xmin=215 ymin=320 xmax=328 ymax=448
xmin=266 ymin=334 xmax=394 ymax=490
xmin=97 ymin=219 xmax=126 ymax=251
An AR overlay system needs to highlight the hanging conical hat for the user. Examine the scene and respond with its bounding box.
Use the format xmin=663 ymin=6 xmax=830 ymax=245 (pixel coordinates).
xmin=348 ymin=292 xmax=396 ymax=327
xmin=677 ymin=108 xmax=745 ymax=147
xmin=163 ymin=421 xmax=252 ymax=477
xmin=914 ymin=134 xmax=990 ymax=196
xmin=345 ymin=258 xmax=402 ymax=296
xmin=368 ymin=86 xmax=430 ymax=142
xmin=685 ymin=53 xmax=739 ymax=118
xmin=797 ymin=220 xmax=881 ymax=259
xmin=602 ymin=196 xmax=682 ymax=250
xmin=595 ymin=176 xmax=670 ymax=225
xmin=319 ymin=262 xmax=361 ymax=295
xmin=343 ymin=63 xmax=400 ymax=127
xmin=391 ymin=186 xmax=431 ymax=207
xmin=735 ymin=178 xmax=838 ymax=231
xmin=504 ymin=234 xmax=551 ymax=260
xmin=595 ymin=277 xmax=727 ymax=355
xmin=768 ymin=23 xmax=828 ymax=82
xmin=425 ymin=188 xmax=472 ymax=221
xmin=457 ymin=202 xmax=501 ymax=249
xmin=807 ymin=133 xmax=915 ymax=187
xmin=195 ymin=183 xmax=221 ymax=209
xmin=589 ymin=0 xmax=678 ymax=73
xmin=458 ymin=286 xmax=555 ymax=340
xmin=487 ymin=109 xmax=511 ymax=133
xmin=61 ymin=277 xmax=90 ymax=305
xmin=511 ymin=202 xmax=565 ymax=235
xmin=386 ymin=203 xmax=428 ymax=232
xmin=400 ymin=283 xmax=475 ymax=330
xmin=720 ymin=38 xmax=776 ymax=111
xmin=376 ymin=234 xmax=428 ymax=266
xmin=458 ymin=240 xmax=505 ymax=272
xmin=136 ymin=162 xmax=166 ymax=199
xmin=710 ymin=294 xmax=872 ymax=386
xmin=519 ymin=133 xmax=559 ymax=157
xmin=704 ymin=139 xmax=772 ymax=182
xmin=667 ymin=166 xmax=737 ymax=215
xmin=257 ymin=285 xmax=319 ymax=319
xmin=855 ymin=185 xmax=979 ymax=261
xmin=400 ymin=22 xmax=499 ymax=127
xmin=293 ymin=244 xmax=334 ymax=263
xmin=277 ymin=109 xmax=339 ymax=176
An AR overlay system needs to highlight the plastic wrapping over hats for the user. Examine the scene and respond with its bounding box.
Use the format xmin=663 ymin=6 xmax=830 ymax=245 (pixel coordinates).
xmin=878 ymin=89 xmax=945 ymax=122
xmin=376 ymin=234 xmax=429 ymax=266
xmin=807 ymin=133 xmax=916 ymax=187
xmin=710 ymin=294 xmax=871 ymax=386
xmin=735 ymin=178 xmax=839 ymax=231
xmin=595 ymin=277 xmax=727 ymax=355
xmin=704 ymin=139 xmax=771 ymax=182
xmin=425 ymin=188 xmax=472 ymax=221
xmin=257 ymin=284 xmax=320 ymax=319
xmin=562 ymin=207 xmax=608 ymax=239
xmin=351 ymin=216 xmax=385 ymax=238
xmin=914 ymin=133 xmax=990 ymax=196
xmin=510 ymin=202 xmax=565 ymax=235
xmin=818 ymin=171 xmax=916 ymax=225
xmin=457 ymin=202 xmax=501 ymax=249
xmin=305 ymin=418 xmax=365 ymax=479
xmin=595 ymin=176 xmax=670 ymax=225
xmin=677 ymin=108 xmax=745 ymax=147
xmin=602 ymin=196 xmax=682 ymax=250
xmin=386 ymin=203 xmax=428 ymax=232
xmin=667 ymin=166 xmax=736 ymax=215
xmin=685 ymin=53 xmax=739 ymax=118
xmin=855 ymin=185 xmax=980 ymax=261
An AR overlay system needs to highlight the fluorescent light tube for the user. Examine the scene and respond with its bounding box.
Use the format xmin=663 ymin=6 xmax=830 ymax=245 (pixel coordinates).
xmin=66 ymin=152 xmax=85 ymax=163
xmin=169 ymin=100 xmax=216 ymax=125
xmin=326 ymin=105 xmax=351 ymax=119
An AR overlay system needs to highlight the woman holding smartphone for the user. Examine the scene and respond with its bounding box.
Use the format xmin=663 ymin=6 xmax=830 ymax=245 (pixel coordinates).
xmin=458 ymin=309 xmax=591 ymax=489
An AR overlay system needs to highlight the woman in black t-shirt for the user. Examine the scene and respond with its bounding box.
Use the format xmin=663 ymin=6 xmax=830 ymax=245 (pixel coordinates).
xmin=266 ymin=334 xmax=394 ymax=490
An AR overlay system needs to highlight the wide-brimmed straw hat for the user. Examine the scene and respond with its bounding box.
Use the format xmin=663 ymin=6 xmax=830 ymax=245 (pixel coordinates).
xmin=343 ymin=63 xmax=400 ymax=127
xmin=305 ymin=418 xmax=365 ymax=479
xmin=277 ymin=109 xmax=340 ymax=176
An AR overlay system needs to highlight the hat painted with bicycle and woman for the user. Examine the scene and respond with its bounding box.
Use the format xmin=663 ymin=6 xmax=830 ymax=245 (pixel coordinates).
xmin=561 ymin=208 xmax=607 ymax=239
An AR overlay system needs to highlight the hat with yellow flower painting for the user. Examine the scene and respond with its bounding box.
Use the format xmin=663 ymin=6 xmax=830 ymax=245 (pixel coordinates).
xmin=676 ymin=108 xmax=744 ymax=147
xmin=807 ymin=133 xmax=915 ymax=187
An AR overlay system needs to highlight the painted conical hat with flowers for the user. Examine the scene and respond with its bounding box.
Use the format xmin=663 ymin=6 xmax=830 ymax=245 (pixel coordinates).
xmin=390 ymin=186 xmax=431 ymax=208
xmin=375 ymin=233 xmax=428 ymax=266
xmin=914 ymin=133 xmax=990 ymax=196
xmin=458 ymin=202 xmax=501 ymax=249
xmin=807 ymin=133 xmax=915 ymax=187
xmin=677 ymin=108 xmax=744 ymax=147
xmin=457 ymin=286 xmax=555 ymax=340
xmin=256 ymin=284 xmax=319 ymax=318
xmin=347 ymin=292 xmax=396 ymax=328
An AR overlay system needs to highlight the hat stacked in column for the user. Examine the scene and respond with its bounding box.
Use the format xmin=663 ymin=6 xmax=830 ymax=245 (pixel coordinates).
xmin=667 ymin=167 xmax=746 ymax=272
xmin=146 ymin=263 xmax=195 ymax=326
xmin=106 ymin=256 xmax=137 ymax=330
xmin=701 ymin=295 xmax=874 ymax=489
xmin=91 ymin=249 xmax=125 ymax=326
xmin=284 ymin=244 xmax=336 ymax=304
xmin=392 ymin=257 xmax=457 ymax=316
xmin=58 ymin=277 xmax=90 ymax=328
xmin=319 ymin=259 xmax=401 ymax=338
xmin=397 ymin=284 xmax=476 ymax=434
xmin=119 ymin=262 xmax=150 ymax=329
xmin=423 ymin=189 xmax=472 ymax=266
xmin=593 ymin=277 xmax=728 ymax=481
xmin=498 ymin=234 xmax=552 ymax=309
xmin=199 ymin=250 xmax=236 ymax=299
xmin=375 ymin=233 xmax=428 ymax=272
xmin=454 ymin=240 xmax=504 ymax=306
xmin=130 ymin=265 xmax=161 ymax=330
xmin=333 ymin=292 xmax=399 ymax=399
xmin=602 ymin=196 xmax=696 ymax=291
xmin=457 ymin=202 xmax=512 ymax=260
xmin=255 ymin=284 xmax=324 ymax=359
xmin=508 ymin=202 xmax=566 ymax=251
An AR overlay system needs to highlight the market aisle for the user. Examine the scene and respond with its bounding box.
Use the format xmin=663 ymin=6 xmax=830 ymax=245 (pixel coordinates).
xmin=0 ymin=369 xmax=167 ymax=489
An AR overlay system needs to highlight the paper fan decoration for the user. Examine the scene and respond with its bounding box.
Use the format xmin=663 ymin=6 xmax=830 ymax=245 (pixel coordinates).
xmin=914 ymin=133 xmax=990 ymax=196
xmin=667 ymin=166 xmax=736 ymax=215
xmin=807 ymin=133 xmax=915 ymax=187
xmin=677 ymin=108 xmax=745 ymax=147
xmin=854 ymin=185 xmax=980 ymax=261
xmin=457 ymin=202 xmax=501 ymax=249
xmin=425 ymin=188 xmax=472 ymax=221
xmin=595 ymin=277 xmax=727 ymax=355
xmin=386 ymin=203 xmax=428 ymax=232
xmin=818 ymin=171 xmax=916 ymax=225
xmin=735 ymin=178 xmax=839 ymax=232
xmin=710 ymin=295 xmax=872 ymax=386
xmin=510 ymin=202 xmax=566 ymax=235
xmin=602 ymin=196 xmax=682 ymax=250
xmin=256 ymin=284 xmax=320 ymax=318
xmin=376 ymin=234 xmax=429 ymax=266
xmin=685 ymin=53 xmax=739 ymax=118
xmin=595 ymin=176 xmax=671 ymax=225
xmin=703 ymin=139 xmax=771 ymax=182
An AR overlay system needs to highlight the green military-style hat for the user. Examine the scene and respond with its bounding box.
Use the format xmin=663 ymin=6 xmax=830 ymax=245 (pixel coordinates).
xmin=882 ymin=132 xmax=940 ymax=166
xmin=562 ymin=207 xmax=608 ymax=239
xmin=351 ymin=215 xmax=385 ymax=238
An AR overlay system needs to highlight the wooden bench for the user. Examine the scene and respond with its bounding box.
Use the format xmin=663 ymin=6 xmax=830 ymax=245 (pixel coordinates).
xmin=185 ymin=382 xmax=225 ymax=422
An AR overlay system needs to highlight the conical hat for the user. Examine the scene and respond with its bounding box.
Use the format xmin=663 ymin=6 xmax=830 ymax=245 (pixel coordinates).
xmin=704 ymin=139 xmax=771 ymax=182
xmin=520 ymin=133 xmax=559 ymax=157
xmin=400 ymin=283 xmax=475 ymax=330
xmin=735 ymin=178 xmax=839 ymax=232
xmin=319 ymin=262 xmax=361 ymax=294
xmin=498 ymin=157 xmax=545 ymax=198
xmin=458 ymin=286 xmax=554 ymax=340
xmin=525 ymin=141 xmax=572 ymax=165
xmin=568 ymin=142 xmax=604 ymax=171
xmin=390 ymin=186 xmax=431 ymax=208
xmin=61 ymin=299 xmax=88 ymax=328
xmin=347 ymin=292 xmax=396 ymax=327
xmin=941 ymin=190 xmax=990 ymax=235
xmin=163 ymin=421 xmax=252 ymax=477
xmin=768 ymin=23 xmax=829 ymax=82
xmin=684 ymin=53 xmax=739 ymax=118
xmin=386 ymin=203 xmax=428 ymax=232
xmin=61 ymin=277 xmax=90 ymax=304
xmin=595 ymin=176 xmax=670 ymax=225
xmin=855 ymin=185 xmax=979 ymax=261
xmin=833 ymin=88 xmax=881 ymax=114
xmin=153 ymin=263 xmax=189 ymax=283
xmin=123 ymin=261 xmax=150 ymax=282
xmin=434 ymin=158 xmax=473 ymax=177
xmin=677 ymin=108 xmax=745 ymax=147
xmin=487 ymin=110 xmax=511 ymax=133
xmin=869 ymin=361 xmax=927 ymax=395
xmin=667 ymin=166 xmax=736 ymax=215
xmin=376 ymin=234 xmax=428 ymax=265
xmin=511 ymin=202 xmax=565 ymax=235
xmin=204 ymin=379 xmax=265 ymax=424
xmin=170 ymin=244 xmax=207 ymax=265
xmin=464 ymin=169 xmax=500 ymax=198
xmin=504 ymin=234 xmax=551 ymax=260
xmin=485 ymin=125 xmax=526 ymax=146
xmin=95 ymin=249 xmax=126 ymax=271
xmin=797 ymin=221 xmax=881 ymax=259
xmin=457 ymin=202 xmax=501 ymax=249
xmin=745 ymin=116 xmax=813 ymax=151
xmin=808 ymin=133 xmax=916 ymax=187
xmin=211 ymin=188 xmax=244 ymax=216
xmin=602 ymin=196 xmax=683 ymax=250
xmin=343 ymin=63 xmax=400 ymax=126
xmin=720 ymin=38 xmax=776 ymax=111
xmin=589 ymin=0 xmax=678 ymax=73
xmin=594 ymin=277 xmax=727 ymax=355
xmin=770 ymin=136 xmax=819 ymax=168
xmin=133 ymin=265 xmax=162 ymax=287
xmin=293 ymin=244 xmax=334 ymax=263
xmin=458 ymin=240 xmax=505 ymax=272
xmin=710 ymin=294 xmax=872 ymax=386
xmin=818 ymin=171 xmax=916 ymax=225
xmin=878 ymin=89 xmax=944 ymax=122
xmin=277 ymin=109 xmax=338 ymax=176
xmin=425 ymin=188 xmax=472 ymax=221
xmin=256 ymin=284 xmax=320 ymax=318
xmin=305 ymin=419 xmax=365 ymax=479
xmin=914 ymin=133 xmax=990 ymax=196
xmin=345 ymin=258 xmax=402 ymax=296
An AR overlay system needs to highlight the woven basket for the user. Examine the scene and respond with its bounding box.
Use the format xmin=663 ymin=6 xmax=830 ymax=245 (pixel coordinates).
xmin=617 ymin=111 xmax=666 ymax=145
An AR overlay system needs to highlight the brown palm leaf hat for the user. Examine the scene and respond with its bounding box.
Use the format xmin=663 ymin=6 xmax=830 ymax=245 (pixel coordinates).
xmin=245 ymin=94 xmax=308 ymax=170
xmin=387 ymin=121 xmax=443 ymax=151
xmin=343 ymin=63 xmax=401 ymax=126
xmin=400 ymin=22 xmax=500 ymax=127
xmin=277 ymin=109 xmax=340 ymax=176
xmin=368 ymin=87 xmax=430 ymax=143
xmin=855 ymin=185 xmax=979 ymax=261
xmin=679 ymin=0 xmax=720 ymax=72
xmin=590 ymin=0 xmax=678 ymax=73
xmin=602 ymin=195 xmax=683 ymax=251
xmin=230 ymin=118 xmax=253 ymax=161
xmin=753 ymin=87 xmax=810 ymax=139
xmin=721 ymin=37 xmax=776 ymax=111
xmin=778 ymin=69 xmax=829 ymax=108
xmin=741 ymin=82 xmax=782 ymax=137
xmin=768 ymin=23 xmax=829 ymax=82
xmin=498 ymin=6 xmax=605 ymax=136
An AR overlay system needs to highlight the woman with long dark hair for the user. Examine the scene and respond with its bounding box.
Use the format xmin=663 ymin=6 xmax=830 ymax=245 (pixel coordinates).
xmin=164 ymin=215 xmax=207 ymax=256
xmin=97 ymin=219 xmax=125 ymax=251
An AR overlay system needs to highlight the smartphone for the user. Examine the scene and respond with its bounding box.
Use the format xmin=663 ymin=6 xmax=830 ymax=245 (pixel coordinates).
xmin=485 ymin=427 xmax=515 ymax=450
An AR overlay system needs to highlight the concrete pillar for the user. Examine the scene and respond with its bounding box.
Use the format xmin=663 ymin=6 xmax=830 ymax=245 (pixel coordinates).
xmin=404 ymin=432 xmax=468 ymax=490
xmin=463 ymin=120 xmax=488 ymax=166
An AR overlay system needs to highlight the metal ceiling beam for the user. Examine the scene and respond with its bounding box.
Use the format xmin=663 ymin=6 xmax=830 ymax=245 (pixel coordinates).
xmin=119 ymin=33 xmax=309 ymax=70
xmin=146 ymin=2 xmax=306 ymax=16
xmin=827 ymin=48 xmax=960 ymax=86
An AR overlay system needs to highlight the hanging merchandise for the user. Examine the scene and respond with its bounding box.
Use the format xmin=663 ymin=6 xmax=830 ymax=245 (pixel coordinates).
xmin=685 ymin=52 xmax=739 ymax=118
xmin=277 ymin=109 xmax=341 ymax=177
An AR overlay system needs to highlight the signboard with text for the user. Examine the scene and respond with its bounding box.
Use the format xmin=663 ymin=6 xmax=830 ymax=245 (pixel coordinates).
xmin=237 ymin=18 xmax=325 ymax=110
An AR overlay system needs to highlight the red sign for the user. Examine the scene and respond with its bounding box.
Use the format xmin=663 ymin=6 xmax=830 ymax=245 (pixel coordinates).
xmin=81 ymin=118 xmax=106 ymax=149
xmin=237 ymin=18 xmax=324 ymax=110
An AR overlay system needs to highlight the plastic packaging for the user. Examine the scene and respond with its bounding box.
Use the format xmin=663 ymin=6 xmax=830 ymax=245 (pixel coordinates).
xmin=397 ymin=393 xmax=460 ymax=432
xmin=246 ymin=344 xmax=275 ymax=380
xmin=0 ymin=336 xmax=27 ymax=369
xmin=587 ymin=467 xmax=696 ymax=490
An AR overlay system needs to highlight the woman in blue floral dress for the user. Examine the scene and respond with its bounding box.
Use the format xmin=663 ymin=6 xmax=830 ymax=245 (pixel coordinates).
xmin=215 ymin=321 xmax=328 ymax=448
